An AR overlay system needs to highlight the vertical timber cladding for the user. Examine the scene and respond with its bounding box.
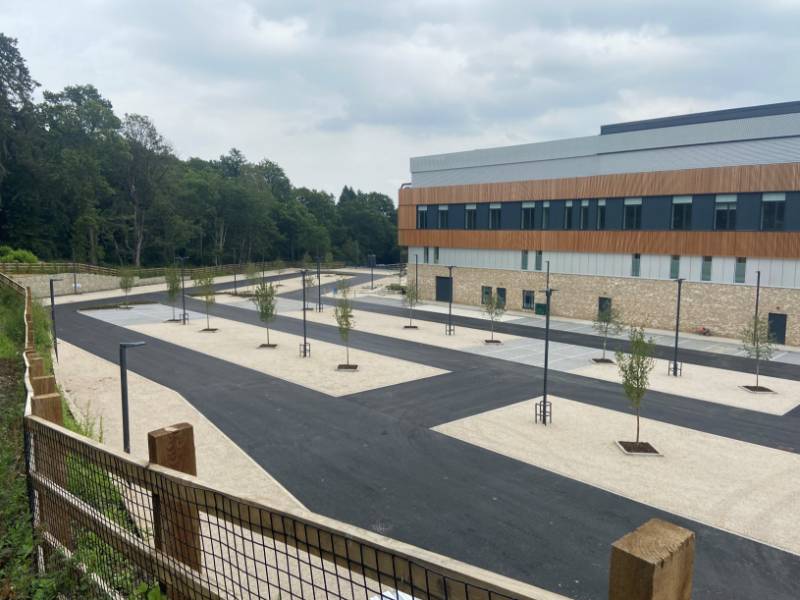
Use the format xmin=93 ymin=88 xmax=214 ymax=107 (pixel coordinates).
xmin=397 ymin=162 xmax=800 ymax=259
xmin=413 ymin=264 xmax=800 ymax=346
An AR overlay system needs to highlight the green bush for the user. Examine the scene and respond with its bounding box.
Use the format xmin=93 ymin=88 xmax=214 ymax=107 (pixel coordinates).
xmin=0 ymin=246 xmax=38 ymax=263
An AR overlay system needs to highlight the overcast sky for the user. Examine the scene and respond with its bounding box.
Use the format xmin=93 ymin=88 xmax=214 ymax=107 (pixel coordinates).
xmin=4 ymin=1 xmax=800 ymax=199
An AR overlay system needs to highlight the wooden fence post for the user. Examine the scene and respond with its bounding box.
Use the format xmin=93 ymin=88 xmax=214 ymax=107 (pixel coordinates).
xmin=31 ymin=392 xmax=63 ymax=426
xmin=148 ymin=423 xmax=201 ymax=597
xmin=609 ymin=518 xmax=695 ymax=600
xmin=31 ymin=375 xmax=57 ymax=396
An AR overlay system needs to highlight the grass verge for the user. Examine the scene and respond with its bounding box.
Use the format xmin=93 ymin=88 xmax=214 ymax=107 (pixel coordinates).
xmin=0 ymin=286 xmax=162 ymax=599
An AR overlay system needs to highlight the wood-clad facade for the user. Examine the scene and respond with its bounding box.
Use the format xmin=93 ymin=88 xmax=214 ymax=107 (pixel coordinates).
xmin=398 ymin=163 xmax=800 ymax=258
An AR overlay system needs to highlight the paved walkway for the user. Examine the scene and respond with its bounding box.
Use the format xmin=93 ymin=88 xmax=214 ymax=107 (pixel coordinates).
xmin=52 ymin=273 xmax=800 ymax=599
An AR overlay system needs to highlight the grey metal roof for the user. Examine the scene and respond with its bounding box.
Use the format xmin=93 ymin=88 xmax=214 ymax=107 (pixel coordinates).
xmin=409 ymin=106 xmax=800 ymax=187
xmin=600 ymin=100 xmax=800 ymax=135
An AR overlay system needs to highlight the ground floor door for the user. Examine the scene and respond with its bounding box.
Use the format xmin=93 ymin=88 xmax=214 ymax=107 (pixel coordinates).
xmin=768 ymin=312 xmax=787 ymax=345
xmin=435 ymin=276 xmax=452 ymax=303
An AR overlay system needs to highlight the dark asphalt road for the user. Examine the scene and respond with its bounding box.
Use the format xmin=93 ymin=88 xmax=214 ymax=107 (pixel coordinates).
xmin=54 ymin=275 xmax=800 ymax=600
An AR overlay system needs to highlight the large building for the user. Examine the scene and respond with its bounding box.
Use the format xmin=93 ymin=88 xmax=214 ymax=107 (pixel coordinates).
xmin=398 ymin=102 xmax=800 ymax=346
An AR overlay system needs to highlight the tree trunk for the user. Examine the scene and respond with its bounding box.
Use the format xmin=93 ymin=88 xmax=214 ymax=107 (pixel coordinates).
xmin=346 ymin=342 xmax=350 ymax=366
xmin=602 ymin=333 xmax=607 ymax=360
xmin=635 ymin=407 xmax=640 ymax=443
xmin=267 ymin=327 xmax=270 ymax=345
xmin=756 ymin=356 xmax=760 ymax=388
xmin=172 ymin=301 xmax=176 ymax=321
xmin=491 ymin=319 xmax=495 ymax=341
xmin=409 ymin=305 xmax=413 ymax=326
xmin=206 ymin=308 xmax=210 ymax=331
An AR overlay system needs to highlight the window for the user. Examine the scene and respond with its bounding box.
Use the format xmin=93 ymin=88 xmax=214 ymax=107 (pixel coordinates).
xmin=465 ymin=204 xmax=477 ymax=230
xmin=631 ymin=253 xmax=641 ymax=277
xmin=701 ymin=256 xmax=712 ymax=282
xmin=433 ymin=247 xmax=439 ymax=264
xmin=598 ymin=296 xmax=612 ymax=315
xmin=623 ymin=198 xmax=642 ymax=230
xmin=437 ymin=206 xmax=449 ymax=229
xmin=522 ymin=290 xmax=534 ymax=310
xmin=761 ymin=193 xmax=786 ymax=231
xmin=423 ymin=247 xmax=429 ymax=264
xmin=580 ymin=200 xmax=590 ymax=230
xmin=669 ymin=255 xmax=680 ymax=279
xmin=715 ymin=195 xmax=737 ymax=231
xmin=597 ymin=199 xmax=607 ymax=230
xmin=534 ymin=250 xmax=543 ymax=271
xmin=481 ymin=286 xmax=492 ymax=305
xmin=416 ymin=206 xmax=428 ymax=229
xmin=735 ymin=257 xmax=746 ymax=284
xmin=521 ymin=202 xmax=535 ymax=230
xmin=564 ymin=201 xmax=574 ymax=229
xmin=489 ymin=203 xmax=502 ymax=230
xmin=497 ymin=287 xmax=506 ymax=307
xmin=521 ymin=250 xmax=529 ymax=270
xmin=541 ymin=202 xmax=550 ymax=229
xmin=671 ymin=196 xmax=692 ymax=230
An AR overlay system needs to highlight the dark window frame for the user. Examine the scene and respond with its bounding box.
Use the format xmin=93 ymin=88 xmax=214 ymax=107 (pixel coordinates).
xmin=489 ymin=204 xmax=502 ymax=230
xmin=465 ymin=205 xmax=477 ymax=230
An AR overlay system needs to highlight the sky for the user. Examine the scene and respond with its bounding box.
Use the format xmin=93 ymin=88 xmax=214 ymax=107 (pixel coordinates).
xmin=4 ymin=1 xmax=800 ymax=200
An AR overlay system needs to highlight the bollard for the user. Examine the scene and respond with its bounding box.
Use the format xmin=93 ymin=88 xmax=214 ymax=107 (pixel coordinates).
xmin=148 ymin=423 xmax=201 ymax=598
xmin=609 ymin=518 xmax=694 ymax=600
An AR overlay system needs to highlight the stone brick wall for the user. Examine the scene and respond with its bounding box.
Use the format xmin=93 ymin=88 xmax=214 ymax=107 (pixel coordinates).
xmin=410 ymin=264 xmax=800 ymax=346
xmin=11 ymin=273 xmax=166 ymax=299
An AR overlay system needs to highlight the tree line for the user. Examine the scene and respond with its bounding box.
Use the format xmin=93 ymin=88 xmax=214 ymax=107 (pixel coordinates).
xmin=0 ymin=34 xmax=401 ymax=267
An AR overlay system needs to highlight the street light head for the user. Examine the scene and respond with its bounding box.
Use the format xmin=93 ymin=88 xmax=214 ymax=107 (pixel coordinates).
xmin=120 ymin=341 xmax=146 ymax=349
xmin=50 ymin=277 xmax=63 ymax=282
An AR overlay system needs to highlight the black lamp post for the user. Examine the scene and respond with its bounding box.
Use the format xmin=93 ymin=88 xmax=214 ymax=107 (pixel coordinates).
xmin=119 ymin=341 xmax=146 ymax=454
xmin=671 ymin=278 xmax=685 ymax=376
xmin=316 ymin=254 xmax=323 ymax=312
xmin=536 ymin=281 xmax=555 ymax=425
xmin=445 ymin=265 xmax=455 ymax=335
xmin=300 ymin=269 xmax=310 ymax=357
xmin=49 ymin=278 xmax=62 ymax=362
xmin=368 ymin=253 xmax=376 ymax=290
xmin=176 ymin=256 xmax=188 ymax=325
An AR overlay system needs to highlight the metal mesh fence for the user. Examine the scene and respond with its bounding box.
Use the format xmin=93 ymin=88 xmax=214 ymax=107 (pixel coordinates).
xmin=25 ymin=417 xmax=537 ymax=600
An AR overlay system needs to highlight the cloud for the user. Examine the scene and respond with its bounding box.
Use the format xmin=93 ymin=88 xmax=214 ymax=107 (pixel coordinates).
xmin=4 ymin=1 xmax=800 ymax=200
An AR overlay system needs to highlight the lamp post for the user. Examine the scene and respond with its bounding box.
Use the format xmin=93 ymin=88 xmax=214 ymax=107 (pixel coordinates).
xmin=49 ymin=278 xmax=62 ymax=362
xmin=368 ymin=253 xmax=376 ymax=290
xmin=300 ymin=269 xmax=310 ymax=357
xmin=536 ymin=283 xmax=556 ymax=425
xmin=753 ymin=270 xmax=762 ymax=374
xmin=119 ymin=341 xmax=146 ymax=454
xmin=672 ymin=278 xmax=685 ymax=376
xmin=176 ymin=256 xmax=188 ymax=325
xmin=445 ymin=265 xmax=455 ymax=335
xmin=316 ymin=254 xmax=323 ymax=312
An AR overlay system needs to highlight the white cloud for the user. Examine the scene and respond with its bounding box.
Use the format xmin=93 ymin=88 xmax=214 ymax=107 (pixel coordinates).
xmin=4 ymin=1 xmax=800 ymax=200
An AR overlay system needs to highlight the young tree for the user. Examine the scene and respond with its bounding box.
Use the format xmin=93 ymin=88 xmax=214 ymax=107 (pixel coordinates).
xmin=403 ymin=281 xmax=419 ymax=328
xmin=165 ymin=266 xmax=181 ymax=321
xmin=119 ymin=267 xmax=135 ymax=307
xmin=251 ymin=280 xmax=277 ymax=347
xmin=194 ymin=273 xmax=216 ymax=331
xmin=592 ymin=306 xmax=623 ymax=362
xmin=334 ymin=279 xmax=356 ymax=367
xmin=740 ymin=316 xmax=776 ymax=390
xmin=615 ymin=327 xmax=656 ymax=445
xmin=245 ymin=262 xmax=259 ymax=284
xmin=483 ymin=291 xmax=506 ymax=342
